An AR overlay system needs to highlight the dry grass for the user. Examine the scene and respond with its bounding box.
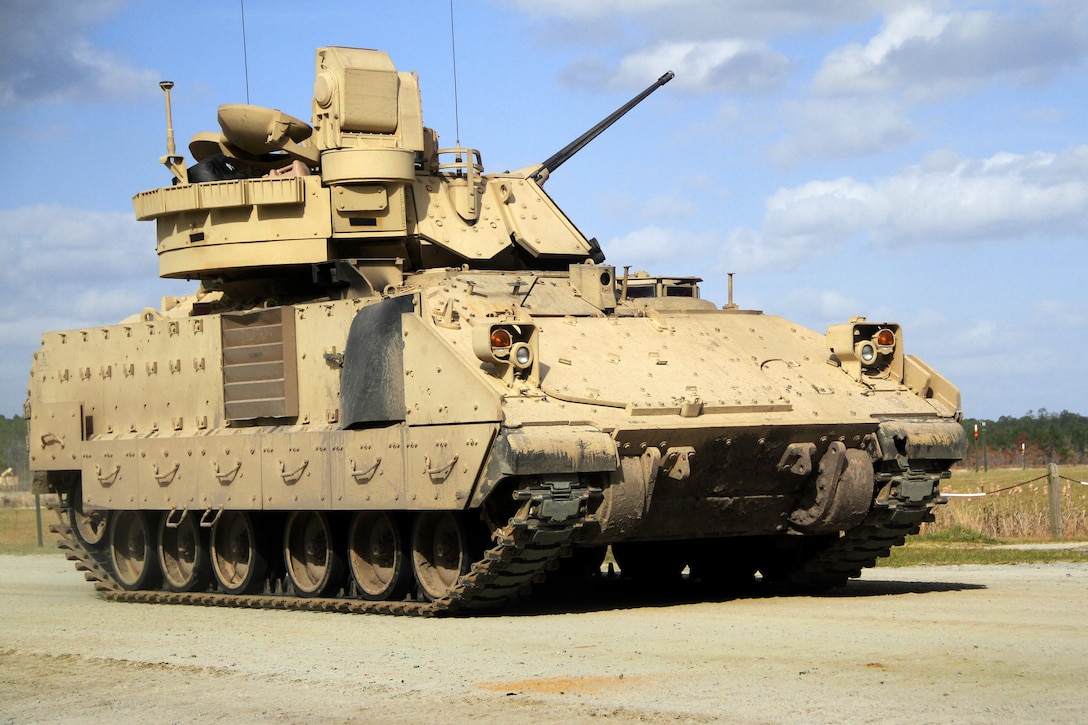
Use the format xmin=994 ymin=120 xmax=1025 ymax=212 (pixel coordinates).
xmin=0 ymin=505 xmax=61 ymax=554
xmin=930 ymin=465 xmax=1088 ymax=539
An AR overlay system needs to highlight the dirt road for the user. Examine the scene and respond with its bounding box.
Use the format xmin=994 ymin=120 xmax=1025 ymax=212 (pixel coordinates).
xmin=1 ymin=554 xmax=1084 ymax=724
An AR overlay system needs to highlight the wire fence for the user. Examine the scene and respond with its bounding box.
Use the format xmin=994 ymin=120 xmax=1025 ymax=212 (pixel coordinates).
xmin=933 ymin=465 xmax=1088 ymax=539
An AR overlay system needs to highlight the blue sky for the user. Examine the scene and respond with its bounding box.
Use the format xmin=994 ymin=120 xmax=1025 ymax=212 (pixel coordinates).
xmin=1 ymin=0 xmax=1086 ymax=420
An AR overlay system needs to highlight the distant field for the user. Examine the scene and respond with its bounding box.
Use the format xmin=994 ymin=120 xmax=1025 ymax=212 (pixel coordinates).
xmin=0 ymin=505 xmax=60 ymax=554
xmin=933 ymin=465 xmax=1088 ymax=539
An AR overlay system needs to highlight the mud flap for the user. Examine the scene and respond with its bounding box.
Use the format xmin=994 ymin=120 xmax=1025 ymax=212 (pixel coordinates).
xmin=874 ymin=419 xmax=968 ymax=462
xmin=469 ymin=426 xmax=618 ymax=508
xmin=590 ymin=448 xmax=660 ymax=540
xmin=489 ymin=427 xmax=618 ymax=475
xmin=340 ymin=295 xmax=414 ymax=427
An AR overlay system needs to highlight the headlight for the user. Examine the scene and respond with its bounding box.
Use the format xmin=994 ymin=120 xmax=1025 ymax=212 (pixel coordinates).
xmin=826 ymin=319 xmax=902 ymax=382
xmin=511 ymin=342 xmax=533 ymax=369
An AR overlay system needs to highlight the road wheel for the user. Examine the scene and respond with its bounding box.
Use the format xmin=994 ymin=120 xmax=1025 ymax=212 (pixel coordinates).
xmin=70 ymin=500 xmax=109 ymax=550
xmin=348 ymin=511 xmax=411 ymax=601
xmin=210 ymin=511 xmax=267 ymax=595
xmin=411 ymin=511 xmax=472 ymax=601
xmin=158 ymin=511 xmax=211 ymax=593
xmin=284 ymin=511 xmax=344 ymax=597
xmin=110 ymin=510 xmax=161 ymax=591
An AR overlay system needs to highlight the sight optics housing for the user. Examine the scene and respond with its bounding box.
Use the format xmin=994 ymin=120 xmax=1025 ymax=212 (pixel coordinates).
xmin=473 ymin=321 xmax=538 ymax=385
xmin=827 ymin=318 xmax=902 ymax=381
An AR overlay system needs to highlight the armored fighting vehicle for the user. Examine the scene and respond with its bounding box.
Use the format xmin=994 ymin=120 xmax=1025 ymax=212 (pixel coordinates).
xmin=28 ymin=47 xmax=967 ymax=615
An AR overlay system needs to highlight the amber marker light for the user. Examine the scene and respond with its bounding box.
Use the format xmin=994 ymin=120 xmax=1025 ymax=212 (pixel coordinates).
xmin=491 ymin=328 xmax=512 ymax=349
xmin=876 ymin=328 xmax=896 ymax=347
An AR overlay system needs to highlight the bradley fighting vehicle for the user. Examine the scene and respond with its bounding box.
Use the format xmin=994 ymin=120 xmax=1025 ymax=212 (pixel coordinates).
xmin=28 ymin=47 xmax=967 ymax=615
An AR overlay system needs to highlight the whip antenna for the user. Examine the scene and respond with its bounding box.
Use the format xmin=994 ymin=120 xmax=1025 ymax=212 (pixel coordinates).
xmin=240 ymin=0 xmax=251 ymax=103
xmin=449 ymin=0 xmax=461 ymax=145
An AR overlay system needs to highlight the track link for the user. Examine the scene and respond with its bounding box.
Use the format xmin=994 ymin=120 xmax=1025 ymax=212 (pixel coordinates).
xmin=776 ymin=467 xmax=944 ymax=590
xmin=50 ymin=482 xmax=588 ymax=617
xmin=776 ymin=501 xmax=937 ymax=590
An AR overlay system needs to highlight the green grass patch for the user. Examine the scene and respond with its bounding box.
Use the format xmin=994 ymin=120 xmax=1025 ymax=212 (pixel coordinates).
xmin=914 ymin=524 xmax=1000 ymax=544
xmin=880 ymin=543 xmax=1088 ymax=567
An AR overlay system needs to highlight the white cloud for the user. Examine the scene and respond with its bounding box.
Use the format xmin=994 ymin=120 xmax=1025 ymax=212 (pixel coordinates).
xmin=741 ymin=145 xmax=1088 ymax=267
xmin=707 ymin=145 xmax=1088 ymax=276
xmin=602 ymin=225 xmax=718 ymax=273
xmin=815 ymin=6 xmax=949 ymax=95
xmin=713 ymin=224 xmax=821 ymax=275
xmin=770 ymin=97 xmax=916 ymax=163
xmin=814 ymin=5 xmax=1088 ymax=99
xmin=610 ymin=40 xmax=790 ymax=94
xmin=496 ymin=0 xmax=891 ymax=37
xmin=763 ymin=177 xmax=884 ymax=248
xmin=0 ymin=0 xmax=157 ymax=106
xmin=0 ymin=205 xmax=156 ymax=283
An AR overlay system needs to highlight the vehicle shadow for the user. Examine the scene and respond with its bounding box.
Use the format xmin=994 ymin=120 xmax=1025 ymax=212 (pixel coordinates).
xmin=818 ymin=578 xmax=987 ymax=598
xmin=486 ymin=574 xmax=987 ymax=617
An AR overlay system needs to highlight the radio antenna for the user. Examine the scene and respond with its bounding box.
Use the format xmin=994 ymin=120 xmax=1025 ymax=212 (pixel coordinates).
xmin=448 ymin=0 xmax=461 ymax=145
xmin=240 ymin=0 xmax=251 ymax=104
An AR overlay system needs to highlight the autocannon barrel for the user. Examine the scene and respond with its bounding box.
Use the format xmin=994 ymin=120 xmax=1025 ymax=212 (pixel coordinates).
xmin=532 ymin=70 xmax=674 ymax=182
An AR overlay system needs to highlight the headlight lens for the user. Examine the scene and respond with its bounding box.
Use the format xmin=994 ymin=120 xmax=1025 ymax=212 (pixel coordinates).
xmin=859 ymin=342 xmax=876 ymax=364
xmin=512 ymin=342 xmax=533 ymax=369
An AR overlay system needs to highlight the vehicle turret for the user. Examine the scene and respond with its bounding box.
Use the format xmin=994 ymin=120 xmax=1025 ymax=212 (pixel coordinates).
xmin=134 ymin=48 xmax=671 ymax=301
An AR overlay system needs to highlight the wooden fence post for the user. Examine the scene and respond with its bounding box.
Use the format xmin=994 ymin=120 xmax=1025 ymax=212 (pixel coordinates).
xmin=1047 ymin=463 xmax=1062 ymax=539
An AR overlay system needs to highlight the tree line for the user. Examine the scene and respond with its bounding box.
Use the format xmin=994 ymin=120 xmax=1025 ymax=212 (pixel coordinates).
xmin=960 ymin=409 xmax=1088 ymax=467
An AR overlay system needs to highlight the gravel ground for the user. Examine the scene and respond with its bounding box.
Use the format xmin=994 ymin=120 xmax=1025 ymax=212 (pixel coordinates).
xmin=1 ymin=554 xmax=1085 ymax=724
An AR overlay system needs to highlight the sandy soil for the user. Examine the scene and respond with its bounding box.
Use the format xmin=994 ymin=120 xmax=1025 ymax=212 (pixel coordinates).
xmin=1 ymin=554 xmax=1085 ymax=724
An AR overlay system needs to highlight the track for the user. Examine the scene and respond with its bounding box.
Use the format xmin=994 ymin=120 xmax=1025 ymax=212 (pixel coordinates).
xmin=778 ymin=466 xmax=944 ymax=589
xmin=49 ymin=469 xmax=944 ymax=614
xmin=777 ymin=498 xmax=938 ymax=589
xmin=51 ymin=481 xmax=589 ymax=617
